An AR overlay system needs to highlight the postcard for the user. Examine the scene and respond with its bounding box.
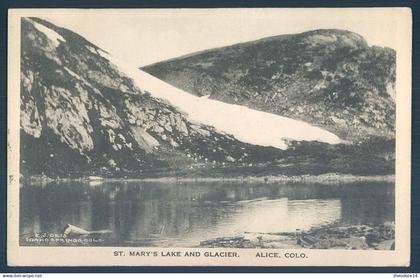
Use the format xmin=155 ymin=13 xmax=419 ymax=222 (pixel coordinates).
xmin=7 ymin=8 xmax=412 ymax=266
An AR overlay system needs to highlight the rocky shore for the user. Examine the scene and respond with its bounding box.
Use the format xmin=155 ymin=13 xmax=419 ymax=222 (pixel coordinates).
xmin=199 ymin=223 xmax=395 ymax=250
xmin=23 ymin=173 xmax=394 ymax=186
xmin=139 ymin=173 xmax=395 ymax=184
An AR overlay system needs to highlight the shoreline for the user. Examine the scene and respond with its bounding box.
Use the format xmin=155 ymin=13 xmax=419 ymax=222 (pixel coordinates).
xmin=23 ymin=173 xmax=395 ymax=185
xmin=199 ymin=223 xmax=395 ymax=250
xmin=139 ymin=173 xmax=395 ymax=184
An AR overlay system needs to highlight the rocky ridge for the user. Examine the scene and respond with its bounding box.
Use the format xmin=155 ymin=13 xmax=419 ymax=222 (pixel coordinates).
xmin=20 ymin=17 xmax=286 ymax=177
xmin=143 ymin=29 xmax=396 ymax=141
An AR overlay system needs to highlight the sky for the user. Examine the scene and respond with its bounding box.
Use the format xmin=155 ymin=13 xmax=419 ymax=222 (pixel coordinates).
xmin=32 ymin=8 xmax=402 ymax=67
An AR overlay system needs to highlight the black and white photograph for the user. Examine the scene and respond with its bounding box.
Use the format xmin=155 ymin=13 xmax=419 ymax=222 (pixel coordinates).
xmin=7 ymin=8 xmax=412 ymax=266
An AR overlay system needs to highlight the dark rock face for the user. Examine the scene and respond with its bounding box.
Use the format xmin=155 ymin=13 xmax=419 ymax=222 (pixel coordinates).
xmin=143 ymin=29 xmax=396 ymax=141
xmin=20 ymin=17 xmax=284 ymax=178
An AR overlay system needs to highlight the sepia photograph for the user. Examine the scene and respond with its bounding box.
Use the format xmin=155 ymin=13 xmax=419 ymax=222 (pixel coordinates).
xmin=7 ymin=8 xmax=412 ymax=267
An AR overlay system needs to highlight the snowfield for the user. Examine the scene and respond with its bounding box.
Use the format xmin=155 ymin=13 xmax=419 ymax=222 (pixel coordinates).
xmin=29 ymin=19 xmax=66 ymax=47
xmin=104 ymin=54 xmax=342 ymax=150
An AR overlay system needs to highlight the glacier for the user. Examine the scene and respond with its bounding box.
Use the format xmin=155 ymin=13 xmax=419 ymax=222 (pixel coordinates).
xmin=97 ymin=50 xmax=342 ymax=150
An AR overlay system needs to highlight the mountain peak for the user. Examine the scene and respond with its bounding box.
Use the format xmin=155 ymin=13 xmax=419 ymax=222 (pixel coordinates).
xmin=143 ymin=29 xmax=395 ymax=141
xmin=295 ymin=29 xmax=369 ymax=49
xmin=253 ymin=29 xmax=368 ymax=49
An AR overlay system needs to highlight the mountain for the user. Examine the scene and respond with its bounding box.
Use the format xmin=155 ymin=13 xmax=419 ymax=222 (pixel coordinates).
xmin=20 ymin=18 xmax=394 ymax=178
xmin=142 ymin=29 xmax=396 ymax=141
xmin=20 ymin=17 xmax=287 ymax=178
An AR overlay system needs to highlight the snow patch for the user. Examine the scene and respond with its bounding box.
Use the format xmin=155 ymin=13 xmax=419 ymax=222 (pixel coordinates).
xmin=30 ymin=19 xmax=66 ymax=47
xmin=97 ymin=49 xmax=111 ymax=60
xmin=86 ymin=45 xmax=110 ymax=59
xmin=101 ymin=53 xmax=342 ymax=150
xmin=86 ymin=45 xmax=97 ymax=54
xmin=64 ymin=67 xmax=81 ymax=80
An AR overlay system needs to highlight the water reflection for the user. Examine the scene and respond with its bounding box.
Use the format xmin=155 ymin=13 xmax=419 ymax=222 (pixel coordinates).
xmin=20 ymin=181 xmax=394 ymax=247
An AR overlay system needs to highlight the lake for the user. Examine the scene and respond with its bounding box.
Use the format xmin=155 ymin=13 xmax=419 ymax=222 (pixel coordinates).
xmin=19 ymin=180 xmax=394 ymax=247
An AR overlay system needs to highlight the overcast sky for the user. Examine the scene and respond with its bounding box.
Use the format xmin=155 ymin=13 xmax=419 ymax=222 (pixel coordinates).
xmin=35 ymin=8 xmax=401 ymax=66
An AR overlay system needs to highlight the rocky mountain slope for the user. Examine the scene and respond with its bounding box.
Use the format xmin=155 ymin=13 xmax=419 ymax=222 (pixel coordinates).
xmin=143 ymin=29 xmax=396 ymax=141
xmin=21 ymin=17 xmax=295 ymax=178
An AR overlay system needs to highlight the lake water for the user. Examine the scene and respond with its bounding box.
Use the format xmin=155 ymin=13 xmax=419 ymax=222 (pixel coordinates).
xmin=19 ymin=180 xmax=394 ymax=247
